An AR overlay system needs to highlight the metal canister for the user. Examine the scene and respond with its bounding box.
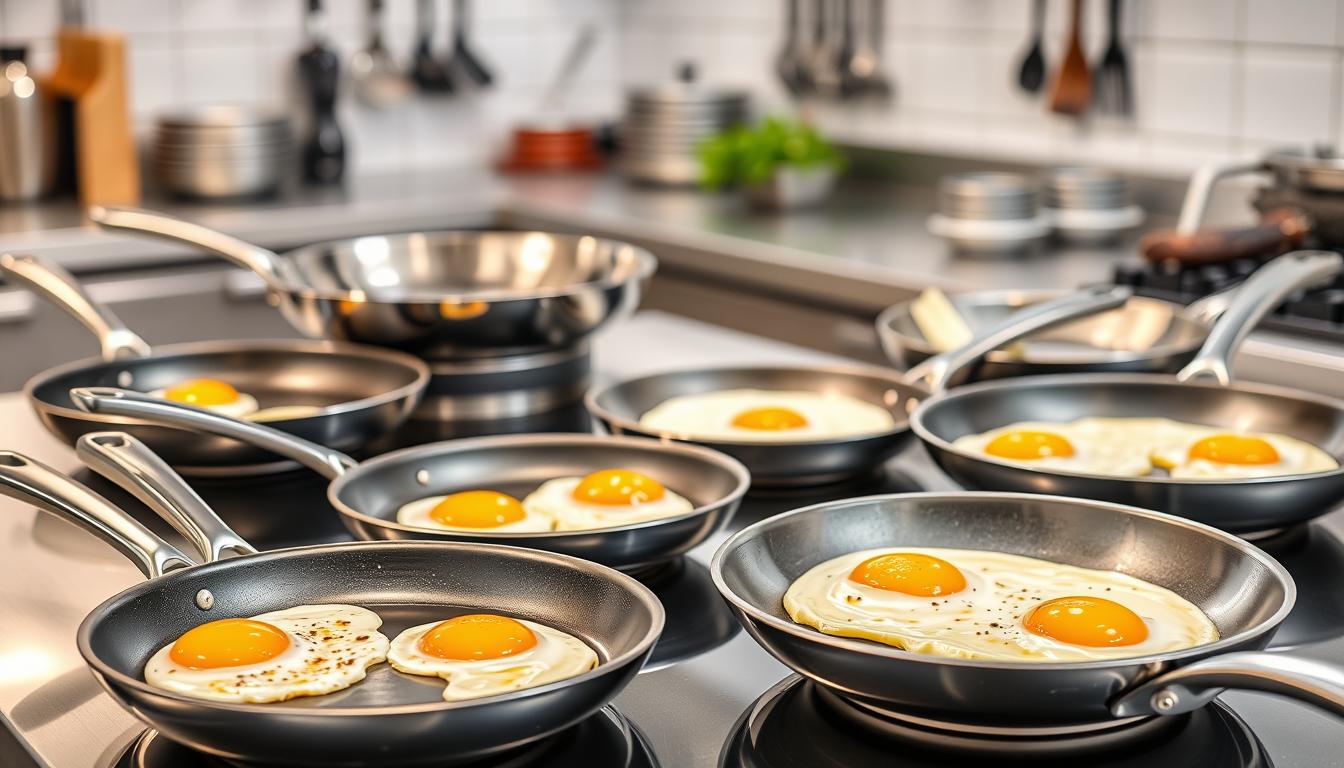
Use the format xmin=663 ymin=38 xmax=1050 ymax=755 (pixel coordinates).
xmin=0 ymin=47 xmax=55 ymax=201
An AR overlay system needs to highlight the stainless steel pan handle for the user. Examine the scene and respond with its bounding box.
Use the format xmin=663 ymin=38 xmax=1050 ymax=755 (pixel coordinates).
xmin=0 ymin=451 xmax=194 ymax=578
xmin=69 ymin=388 xmax=357 ymax=481
xmin=902 ymin=285 xmax=1133 ymax=393
xmin=1111 ymin=650 xmax=1344 ymax=719
xmin=1175 ymin=159 xmax=1265 ymax=235
xmin=1177 ymin=250 xmax=1342 ymax=385
xmin=0 ymin=253 xmax=151 ymax=361
xmin=76 ymin=432 xmax=256 ymax=562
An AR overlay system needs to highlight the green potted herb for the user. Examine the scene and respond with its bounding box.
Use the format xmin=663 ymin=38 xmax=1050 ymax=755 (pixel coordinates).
xmin=698 ymin=117 xmax=845 ymax=209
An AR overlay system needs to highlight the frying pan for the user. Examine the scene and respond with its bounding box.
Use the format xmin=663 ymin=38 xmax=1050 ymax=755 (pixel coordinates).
xmin=712 ymin=492 xmax=1344 ymax=730
xmin=910 ymin=250 xmax=1344 ymax=533
xmin=588 ymin=286 xmax=1134 ymax=486
xmin=0 ymin=433 xmax=662 ymax=766
xmin=88 ymin=207 xmax=657 ymax=358
xmin=68 ymin=389 xmax=750 ymax=570
xmin=0 ymin=253 xmax=429 ymax=476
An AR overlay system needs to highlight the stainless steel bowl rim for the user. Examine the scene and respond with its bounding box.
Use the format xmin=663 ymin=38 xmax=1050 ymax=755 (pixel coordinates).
xmin=710 ymin=490 xmax=1296 ymax=672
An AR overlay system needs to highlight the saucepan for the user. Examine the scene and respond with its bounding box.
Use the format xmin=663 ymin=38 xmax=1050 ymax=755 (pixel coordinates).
xmin=88 ymin=206 xmax=657 ymax=358
xmin=712 ymin=492 xmax=1344 ymax=730
xmin=0 ymin=433 xmax=662 ymax=766
xmin=0 ymin=253 xmax=429 ymax=475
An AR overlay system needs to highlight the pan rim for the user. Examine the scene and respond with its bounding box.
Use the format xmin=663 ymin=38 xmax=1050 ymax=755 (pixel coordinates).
xmin=910 ymin=372 xmax=1344 ymax=487
xmin=76 ymin=539 xmax=665 ymax=717
xmin=326 ymin=433 xmax=751 ymax=539
xmin=584 ymin=363 xmax=921 ymax=449
xmin=709 ymin=491 xmax=1297 ymax=673
xmin=26 ymin=338 xmax=431 ymax=427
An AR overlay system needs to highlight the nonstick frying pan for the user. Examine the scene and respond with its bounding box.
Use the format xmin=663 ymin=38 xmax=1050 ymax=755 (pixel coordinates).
xmin=69 ymin=389 xmax=751 ymax=570
xmin=712 ymin=492 xmax=1344 ymax=730
xmin=588 ymin=286 xmax=1133 ymax=486
xmin=88 ymin=207 xmax=657 ymax=358
xmin=0 ymin=434 xmax=662 ymax=766
xmin=0 ymin=253 xmax=429 ymax=476
xmin=910 ymin=250 xmax=1344 ymax=533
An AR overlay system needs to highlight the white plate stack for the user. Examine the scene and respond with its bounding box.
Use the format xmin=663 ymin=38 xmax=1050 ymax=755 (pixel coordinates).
xmin=928 ymin=173 xmax=1051 ymax=254
xmin=621 ymin=71 xmax=749 ymax=186
xmin=1043 ymin=167 xmax=1145 ymax=244
xmin=152 ymin=107 xmax=294 ymax=200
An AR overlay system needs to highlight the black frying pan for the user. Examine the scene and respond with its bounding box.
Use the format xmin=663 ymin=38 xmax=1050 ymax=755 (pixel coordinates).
xmin=911 ymin=250 xmax=1344 ymax=533
xmin=0 ymin=434 xmax=662 ymax=766
xmin=0 ymin=254 xmax=429 ymax=475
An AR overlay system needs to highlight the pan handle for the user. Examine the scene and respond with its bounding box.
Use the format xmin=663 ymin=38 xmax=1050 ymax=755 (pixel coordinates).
xmin=0 ymin=451 xmax=195 ymax=578
xmin=76 ymin=432 xmax=256 ymax=562
xmin=1176 ymin=250 xmax=1342 ymax=385
xmin=902 ymin=285 xmax=1133 ymax=393
xmin=0 ymin=253 xmax=151 ymax=361
xmin=69 ymin=388 xmax=357 ymax=481
xmin=87 ymin=207 xmax=291 ymax=292
xmin=1111 ymin=650 xmax=1344 ymax=720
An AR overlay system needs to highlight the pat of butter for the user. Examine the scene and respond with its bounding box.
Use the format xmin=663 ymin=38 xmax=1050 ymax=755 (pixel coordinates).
xmin=910 ymin=288 xmax=1026 ymax=357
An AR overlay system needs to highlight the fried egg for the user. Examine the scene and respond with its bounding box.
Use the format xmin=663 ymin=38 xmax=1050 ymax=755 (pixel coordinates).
xmin=952 ymin=418 xmax=1155 ymax=477
xmin=785 ymin=548 xmax=1217 ymax=662
xmin=149 ymin=378 xmax=259 ymax=418
xmin=387 ymin=613 xmax=598 ymax=701
xmin=638 ymin=389 xmax=896 ymax=442
xmin=144 ymin=604 xmax=389 ymax=703
xmin=521 ymin=468 xmax=695 ymax=530
xmin=396 ymin=490 xmax=553 ymax=533
xmin=1150 ymin=424 xmax=1338 ymax=479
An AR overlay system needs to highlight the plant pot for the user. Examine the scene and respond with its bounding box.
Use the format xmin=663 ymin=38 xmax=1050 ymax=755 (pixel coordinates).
xmin=743 ymin=165 xmax=838 ymax=210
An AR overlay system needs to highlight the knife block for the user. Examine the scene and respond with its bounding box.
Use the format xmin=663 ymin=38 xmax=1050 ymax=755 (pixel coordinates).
xmin=46 ymin=29 xmax=140 ymax=206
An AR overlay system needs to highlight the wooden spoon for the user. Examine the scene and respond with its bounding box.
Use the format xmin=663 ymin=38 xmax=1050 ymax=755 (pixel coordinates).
xmin=1049 ymin=0 xmax=1091 ymax=116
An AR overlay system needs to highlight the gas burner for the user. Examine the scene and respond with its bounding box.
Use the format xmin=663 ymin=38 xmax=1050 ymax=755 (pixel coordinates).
xmin=1252 ymin=522 xmax=1344 ymax=648
xmin=638 ymin=557 xmax=741 ymax=670
xmin=371 ymin=401 xmax=594 ymax=448
xmin=720 ymin=676 xmax=1269 ymax=767
xmin=113 ymin=706 xmax=658 ymax=768
xmin=412 ymin=344 xmax=592 ymax=422
xmin=733 ymin=466 xmax=925 ymax=525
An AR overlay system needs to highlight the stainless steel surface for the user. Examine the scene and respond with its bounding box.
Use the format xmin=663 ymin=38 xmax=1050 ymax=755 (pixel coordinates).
xmin=1266 ymin=146 xmax=1344 ymax=193
xmin=151 ymin=108 xmax=293 ymax=200
xmin=349 ymin=0 xmax=410 ymax=108
xmin=939 ymin=172 xmax=1039 ymax=220
xmin=839 ymin=0 xmax=891 ymax=99
xmin=0 ymin=52 xmax=54 ymax=202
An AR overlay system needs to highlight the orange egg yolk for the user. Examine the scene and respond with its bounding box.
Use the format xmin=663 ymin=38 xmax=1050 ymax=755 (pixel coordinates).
xmin=1188 ymin=435 xmax=1280 ymax=465
xmin=430 ymin=490 xmax=527 ymax=528
xmin=571 ymin=468 xmax=666 ymax=506
xmin=163 ymin=378 xmax=241 ymax=406
xmin=731 ymin=407 xmax=809 ymax=431
xmin=418 ymin=614 xmax=537 ymax=660
xmin=168 ymin=618 xmax=291 ymax=669
xmin=985 ymin=431 xmax=1075 ymax=460
xmin=848 ymin=553 xmax=967 ymax=597
xmin=440 ymin=299 xmax=488 ymax=320
xmin=1024 ymin=596 xmax=1149 ymax=647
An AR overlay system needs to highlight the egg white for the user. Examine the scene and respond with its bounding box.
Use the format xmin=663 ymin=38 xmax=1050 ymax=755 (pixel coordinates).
xmin=143 ymin=604 xmax=389 ymax=703
xmin=147 ymin=387 xmax=259 ymax=418
xmin=521 ymin=477 xmax=695 ymax=531
xmin=1149 ymin=423 xmax=1339 ymax=479
xmin=387 ymin=617 xmax=598 ymax=701
xmin=952 ymin=418 xmax=1156 ymax=477
xmin=638 ymin=389 xmax=896 ymax=443
xmin=785 ymin=547 xmax=1218 ymax=662
xmin=395 ymin=494 xmax=554 ymax=533
xmin=247 ymin=404 xmax=325 ymax=422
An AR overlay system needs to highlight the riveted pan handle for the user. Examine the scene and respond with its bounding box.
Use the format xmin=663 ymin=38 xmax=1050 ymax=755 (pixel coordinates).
xmin=70 ymin=388 xmax=357 ymax=481
xmin=0 ymin=253 xmax=151 ymax=361
xmin=77 ymin=432 xmax=256 ymax=563
xmin=1177 ymin=250 xmax=1342 ymax=385
xmin=0 ymin=451 xmax=194 ymax=578
xmin=902 ymin=285 xmax=1133 ymax=393
xmin=1111 ymin=650 xmax=1344 ymax=720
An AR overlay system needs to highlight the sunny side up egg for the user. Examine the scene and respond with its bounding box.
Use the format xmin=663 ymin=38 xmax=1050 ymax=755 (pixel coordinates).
xmin=387 ymin=613 xmax=598 ymax=701
xmin=143 ymin=605 xmax=389 ymax=703
xmin=951 ymin=418 xmax=1158 ymax=478
xmin=637 ymin=389 xmax=896 ymax=443
xmin=784 ymin=547 xmax=1218 ymax=662
xmin=148 ymin=378 xmax=259 ymax=419
xmin=1149 ymin=422 xmax=1339 ymax=479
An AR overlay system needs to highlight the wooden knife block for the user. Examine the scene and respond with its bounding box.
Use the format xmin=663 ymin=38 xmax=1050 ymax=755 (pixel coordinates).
xmin=46 ymin=29 xmax=140 ymax=206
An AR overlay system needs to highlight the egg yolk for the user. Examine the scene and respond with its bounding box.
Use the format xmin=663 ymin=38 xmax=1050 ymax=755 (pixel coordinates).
xmin=440 ymin=299 xmax=488 ymax=320
xmin=984 ymin=431 xmax=1075 ymax=460
xmin=571 ymin=468 xmax=666 ymax=506
xmin=731 ymin=407 xmax=809 ymax=431
xmin=430 ymin=491 xmax=526 ymax=528
xmin=1023 ymin=596 xmax=1149 ymax=647
xmin=848 ymin=553 xmax=967 ymax=597
xmin=163 ymin=378 xmax=241 ymax=406
xmin=169 ymin=618 xmax=291 ymax=669
xmin=418 ymin=614 xmax=538 ymax=660
xmin=1188 ymin=435 xmax=1280 ymax=466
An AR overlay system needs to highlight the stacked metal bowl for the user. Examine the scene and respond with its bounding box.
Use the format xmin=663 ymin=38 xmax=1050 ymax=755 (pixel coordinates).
xmin=928 ymin=172 xmax=1051 ymax=254
xmin=621 ymin=75 xmax=748 ymax=186
xmin=1043 ymin=167 xmax=1144 ymax=244
xmin=152 ymin=107 xmax=294 ymax=200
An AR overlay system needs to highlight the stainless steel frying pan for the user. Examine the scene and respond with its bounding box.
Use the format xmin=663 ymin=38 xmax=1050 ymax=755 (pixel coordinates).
xmin=89 ymin=207 xmax=657 ymax=358
xmin=69 ymin=389 xmax=750 ymax=570
xmin=911 ymin=250 xmax=1344 ymax=533
xmin=588 ymin=286 xmax=1133 ymax=486
xmin=0 ymin=434 xmax=662 ymax=766
xmin=712 ymin=492 xmax=1344 ymax=730
xmin=0 ymin=253 xmax=430 ymax=475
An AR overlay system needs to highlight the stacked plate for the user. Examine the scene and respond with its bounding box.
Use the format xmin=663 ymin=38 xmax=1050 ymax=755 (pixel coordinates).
xmin=1043 ymin=167 xmax=1144 ymax=244
xmin=928 ymin=172 xmax=1051 ymax=254
xmin=152 ymin=107 xmax=294 ymax=200
xmin=621 ymin=75 xmax=748 ymax=185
